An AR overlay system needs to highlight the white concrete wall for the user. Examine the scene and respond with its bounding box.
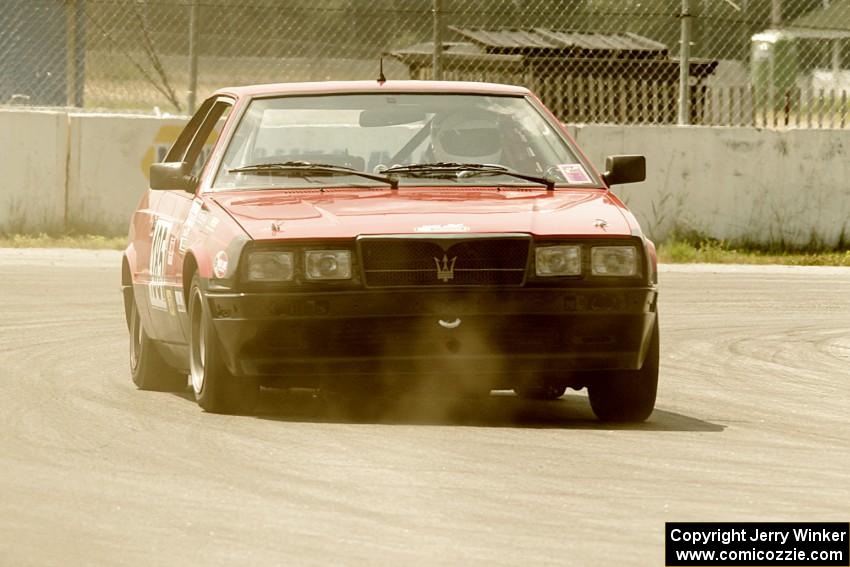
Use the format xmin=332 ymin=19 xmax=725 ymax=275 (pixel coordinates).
xmin=0 ymin=109 xmax=68 ymax=233
xmin=575 ymin=125 xmax=850 ymax=246
xmin=3 ymin=109 xmax=850 ymax=247
xmin=66 ymin=113 xmax=186 ymax=234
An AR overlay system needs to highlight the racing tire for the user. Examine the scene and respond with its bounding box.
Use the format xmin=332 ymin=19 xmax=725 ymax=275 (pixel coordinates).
xmin=129 ymin=293 xmax=187 ymax=392
xmin=513 ymin=383 xmax=567 ymax=401
xmin=587 ymin=319 xmax=659 ymax=423
xmin=189 ymin=275 xmax=259 ymax=414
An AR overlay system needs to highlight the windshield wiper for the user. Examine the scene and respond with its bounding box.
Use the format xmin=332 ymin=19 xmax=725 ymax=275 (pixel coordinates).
xmin=384 ymin=162 xmax=555 ymax=191
xmin=229 ymin=161 xmax=398 ymax=189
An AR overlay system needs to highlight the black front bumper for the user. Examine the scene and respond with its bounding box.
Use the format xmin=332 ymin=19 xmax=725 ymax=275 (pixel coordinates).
xmin=206 ymin=287 xmax=658 ymax=386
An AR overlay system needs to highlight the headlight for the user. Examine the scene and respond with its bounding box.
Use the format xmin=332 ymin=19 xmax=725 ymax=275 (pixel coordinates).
xmin=535 ymin=245 xmax=581 ymax=276
xmin=305 ymin=250 xmax=352 ymax=280
xmin=246 ymin=251 xmax=295 ymax=281
xmin=591 ymin=246 xmax=637 ymax=276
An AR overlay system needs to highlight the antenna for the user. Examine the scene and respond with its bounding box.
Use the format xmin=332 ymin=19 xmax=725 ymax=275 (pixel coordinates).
xmin=377 ymin=56 xmax=387 ymax=84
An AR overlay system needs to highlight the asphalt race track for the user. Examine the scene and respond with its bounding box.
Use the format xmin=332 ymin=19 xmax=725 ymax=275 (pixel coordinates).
xmin=1 ymin=249 xmax=848 ymax=566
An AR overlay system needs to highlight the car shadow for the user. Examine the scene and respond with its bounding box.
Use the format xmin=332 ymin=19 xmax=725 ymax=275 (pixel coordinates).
xmin=172 ymin=388 xmax=723 ymax=432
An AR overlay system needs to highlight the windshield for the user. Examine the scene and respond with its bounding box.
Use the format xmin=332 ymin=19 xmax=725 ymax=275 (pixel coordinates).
xmin=213 ymin=93 xmax=598 ymax=190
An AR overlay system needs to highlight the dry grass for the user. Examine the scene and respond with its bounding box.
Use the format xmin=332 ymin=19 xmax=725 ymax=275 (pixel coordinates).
xmin=657 ymin=238 xmax=850 ymax=266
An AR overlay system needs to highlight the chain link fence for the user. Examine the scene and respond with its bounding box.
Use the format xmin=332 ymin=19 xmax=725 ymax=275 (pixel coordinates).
xmin=2 ymin=0 xmax=850 ymax=127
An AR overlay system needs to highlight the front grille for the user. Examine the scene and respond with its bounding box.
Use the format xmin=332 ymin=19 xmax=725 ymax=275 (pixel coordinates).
xmin=359 ymin=236 xmax=530 ymax=287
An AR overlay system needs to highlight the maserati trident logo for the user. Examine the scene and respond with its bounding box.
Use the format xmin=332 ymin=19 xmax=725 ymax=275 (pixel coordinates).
xmin=434 ymin=254 xmax=457 ymax=282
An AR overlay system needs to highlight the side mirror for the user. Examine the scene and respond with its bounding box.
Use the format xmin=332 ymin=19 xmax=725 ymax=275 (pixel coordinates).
xmin=150 ymin=162 xmax=195 ymax=192
xmin=602 ymin=155 xmax=646 ymax=186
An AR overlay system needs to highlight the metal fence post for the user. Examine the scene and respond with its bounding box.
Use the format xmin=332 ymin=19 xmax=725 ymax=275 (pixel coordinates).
xmin=432 ymin=0 xmax=443 ymax=80
xmin=772 ymin=0 xmax=782 ymax=26
xmin=66 ymin=0 xmax=86 ymax=107
xmin=187 ymin=0 xmax=199 ymax=114
xmin=75 ymin=0 xmax=86 ymax=107
xmin=66 ymin=0 xmax=77 ymax=107
xmin=678 ymin=0 xmax=691 ymax=125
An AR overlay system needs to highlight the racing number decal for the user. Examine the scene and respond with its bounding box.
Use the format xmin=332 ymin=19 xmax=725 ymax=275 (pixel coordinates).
xmin=149 ymin=219 xmax=174 ymax=311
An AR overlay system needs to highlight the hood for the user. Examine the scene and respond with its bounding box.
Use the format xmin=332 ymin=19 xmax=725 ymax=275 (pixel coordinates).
xmin=210 ymin=186 xmax=633 ymax=240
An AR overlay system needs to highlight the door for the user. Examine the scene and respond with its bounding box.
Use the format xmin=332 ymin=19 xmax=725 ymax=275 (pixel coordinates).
xmin=137 ymin=97 xmax=233 ymax=346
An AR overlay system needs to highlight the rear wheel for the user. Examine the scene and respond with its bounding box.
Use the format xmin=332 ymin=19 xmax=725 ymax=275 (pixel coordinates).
xmin=587 ymin=320 xmax=659 ymax=422
xmin=129 ymin=293 xmax=186 ymax=392
xmin=189 ymin=275 xmax=259 ymax=414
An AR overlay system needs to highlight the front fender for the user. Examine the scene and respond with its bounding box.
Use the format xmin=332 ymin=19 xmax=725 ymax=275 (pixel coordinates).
xmin=185 ymin=234 xmax=251 ymax=291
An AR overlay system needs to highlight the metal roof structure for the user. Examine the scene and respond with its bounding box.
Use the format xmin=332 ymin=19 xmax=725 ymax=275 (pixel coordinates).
xmin=786 ymin=0 xmax=850 ymax=32
xmin=752 ymin=27 xmax=850 ymax=43
xmin=386 ymin=27 xmax=718 ymax=126
xmin=449 ymin=27 xmax=669 ymax=56
xmin=390 ymin=40 xmax=716 ymax=79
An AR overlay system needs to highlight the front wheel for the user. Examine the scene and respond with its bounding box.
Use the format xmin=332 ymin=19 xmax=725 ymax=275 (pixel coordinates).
xmin=189 ymin=275 xmax=258 ymax=414
xmin=587 ymin=320 xmax=659 ymax=422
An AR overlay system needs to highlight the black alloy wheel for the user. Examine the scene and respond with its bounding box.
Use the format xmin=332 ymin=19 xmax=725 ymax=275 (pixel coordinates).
xmin=189 ymin=274 xmax=259 ymax=414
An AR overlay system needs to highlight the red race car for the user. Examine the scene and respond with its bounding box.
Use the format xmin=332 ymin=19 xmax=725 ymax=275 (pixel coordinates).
xmin=122 ymin=80 xmax=658 ymax=421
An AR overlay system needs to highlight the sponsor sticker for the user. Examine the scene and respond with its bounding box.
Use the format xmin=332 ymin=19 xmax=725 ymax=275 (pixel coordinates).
xmin=201 ymin=216 xmax=220 ymax=234
xmin=213 ymin=251 xmax=229 ymax=279
xmin=165 ymin=288 xmax=177 ymax=317
xmin=557 ymin=163 xmax=592 ymax=184
xmin=166 ymin=234 xmax=177 ymax=266
xmin=174 ymin=289 xmax=186 ymax=313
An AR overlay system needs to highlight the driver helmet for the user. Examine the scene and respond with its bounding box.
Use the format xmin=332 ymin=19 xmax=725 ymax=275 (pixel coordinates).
xmin=430 ymin=110 xmax=503 ymax=165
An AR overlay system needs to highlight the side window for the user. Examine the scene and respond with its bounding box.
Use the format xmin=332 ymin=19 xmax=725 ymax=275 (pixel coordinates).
xmin=185 ymin=100 xmax=232 ymax=178
xmin=163 ymin=97 xmax=232 ymax=180
xmin=164 ymin=98 xmax=215 ymax=163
